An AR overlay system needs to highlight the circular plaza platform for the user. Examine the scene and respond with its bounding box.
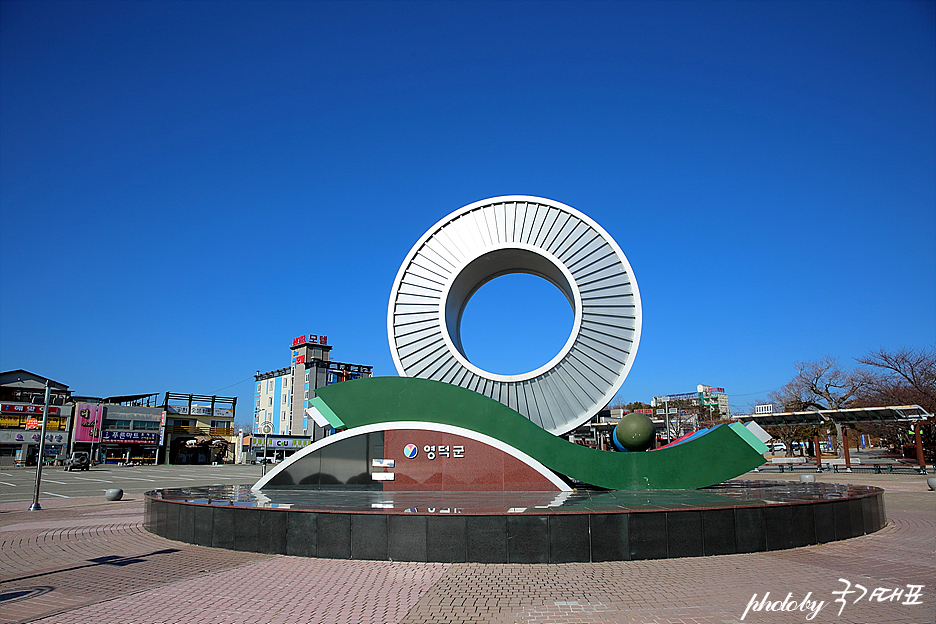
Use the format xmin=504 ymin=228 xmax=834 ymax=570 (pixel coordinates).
xmin=144 ymin=480 xmax=885 ymax=563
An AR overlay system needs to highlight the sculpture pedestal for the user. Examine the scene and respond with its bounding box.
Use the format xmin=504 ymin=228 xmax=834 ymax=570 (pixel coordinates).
xmin=144 ymin=480 xmax=885 ymax=563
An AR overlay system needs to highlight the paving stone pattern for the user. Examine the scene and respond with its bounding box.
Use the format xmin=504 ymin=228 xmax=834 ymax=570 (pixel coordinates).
xmin=1 ymin=473 xmax=933 ymax=624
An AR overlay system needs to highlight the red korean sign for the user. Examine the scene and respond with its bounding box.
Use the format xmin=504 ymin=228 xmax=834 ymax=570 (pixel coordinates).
xmin=292 ymin=334 xmax=328 ymax=347
xmin=1 ymin=404 xmax=61 ymax=416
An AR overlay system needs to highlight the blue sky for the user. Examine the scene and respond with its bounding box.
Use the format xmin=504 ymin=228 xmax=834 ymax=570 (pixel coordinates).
xmin=1 ymin=0 xmax=933 ymax=425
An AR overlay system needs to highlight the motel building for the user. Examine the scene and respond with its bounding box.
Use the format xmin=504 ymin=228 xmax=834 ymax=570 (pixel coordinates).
xmin=254 ymin=334 xmax=372 ymax=440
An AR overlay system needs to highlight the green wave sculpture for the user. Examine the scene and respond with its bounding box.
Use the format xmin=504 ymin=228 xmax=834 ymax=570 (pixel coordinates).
xmin=314 ymin=377 xmax=765 ymax=490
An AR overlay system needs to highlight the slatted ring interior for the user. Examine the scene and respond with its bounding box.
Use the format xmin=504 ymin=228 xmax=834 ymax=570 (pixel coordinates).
xmin=387 ymin=196 xmax=642 ymax=435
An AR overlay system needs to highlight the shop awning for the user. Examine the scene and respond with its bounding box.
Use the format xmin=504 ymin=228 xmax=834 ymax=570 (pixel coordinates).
xmin=184 ymin=435 xmax=222 ymax=446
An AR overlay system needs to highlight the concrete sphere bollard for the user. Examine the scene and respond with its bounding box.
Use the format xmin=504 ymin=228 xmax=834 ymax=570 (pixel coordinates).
xmin=105 ymin=488 xmax=124 ymax=501
xmin=927 ymin=477 xmax=936 ymax=491
xmin=799 ymin=474 xmax=816 ymax=483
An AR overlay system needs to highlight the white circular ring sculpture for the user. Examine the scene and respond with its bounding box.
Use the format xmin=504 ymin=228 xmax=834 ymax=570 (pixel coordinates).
xmin=388 ymin=196 xmax=642 ymax=435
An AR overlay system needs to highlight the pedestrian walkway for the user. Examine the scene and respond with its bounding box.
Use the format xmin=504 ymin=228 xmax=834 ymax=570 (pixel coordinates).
xmin=1 ymin=472 xmax=933 ymax=624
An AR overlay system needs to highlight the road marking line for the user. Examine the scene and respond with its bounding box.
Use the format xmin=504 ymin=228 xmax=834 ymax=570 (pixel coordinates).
xmin=41 ymin=479 xmax=67 ymax=484
xmin=71 ymin=477 xmax=114 ymax=483
xmin=0 ymin=481 xmax=16 ymax=486
xmin=42 ymin=492 xmax=69 ymax=498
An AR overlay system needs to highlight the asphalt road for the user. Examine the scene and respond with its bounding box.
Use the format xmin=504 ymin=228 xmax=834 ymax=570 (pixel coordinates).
xmin=0 ymin=463 xmax=265 ymax=505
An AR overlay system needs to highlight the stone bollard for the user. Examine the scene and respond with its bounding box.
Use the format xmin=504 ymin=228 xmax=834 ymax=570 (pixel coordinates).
xmin=799 ymin=474 xmax=816 ymax=483
xmin=104 ymin=488 xmax=124 ymax=501
xmin=927 ymin=477 xmax=936 ymax=491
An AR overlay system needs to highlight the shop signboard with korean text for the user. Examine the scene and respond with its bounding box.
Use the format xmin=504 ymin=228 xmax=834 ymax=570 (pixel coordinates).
xmin=101 ymin=430 xmax=159 ymax=444
xmin=168 ymin=405 xmax=233 ymax=418
xmin=1 ymin=404 xmax=63 ymax=429
xmin=74 ymin=403 xmax=104 ymax=443
xmin=158 ymin=411 xmax=167 ymax=446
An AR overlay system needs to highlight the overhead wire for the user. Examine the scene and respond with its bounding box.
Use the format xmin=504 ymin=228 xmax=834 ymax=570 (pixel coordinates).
xmin=211 ymin=377 xmax=254 ymax=394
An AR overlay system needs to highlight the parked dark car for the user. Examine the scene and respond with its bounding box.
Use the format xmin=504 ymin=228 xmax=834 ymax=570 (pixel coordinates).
xmin=64 ymin=451 xmax=91 ymax=471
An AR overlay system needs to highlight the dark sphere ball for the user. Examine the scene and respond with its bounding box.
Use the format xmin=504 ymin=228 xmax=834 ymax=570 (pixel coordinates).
xmin=612 ymin=412 xmax=656 ymax=452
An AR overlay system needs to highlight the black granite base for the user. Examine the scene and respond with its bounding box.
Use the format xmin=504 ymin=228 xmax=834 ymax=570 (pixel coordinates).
xmin=143 ymin=481 xmax=886 ymax=563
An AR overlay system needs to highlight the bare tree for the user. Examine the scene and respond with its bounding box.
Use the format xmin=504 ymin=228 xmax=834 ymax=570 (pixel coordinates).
xmin=768 ymin=356 xmax=873 ymax=457
xmin=857 ymin=345 xmax=936 ymax=413
xmin=855 ymin=345 xmax=936 ymax=452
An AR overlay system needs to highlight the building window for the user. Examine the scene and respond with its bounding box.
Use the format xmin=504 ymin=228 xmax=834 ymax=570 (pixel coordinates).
xmin=268 ymin=397 xmax=272 ymax=406
xmin=103 ymin=419 xmax=131 ymax=430
xmin=133 ymin=421 xmax=159 ymax=430
xmin=210 ymin=420 xmax=231 ymax=430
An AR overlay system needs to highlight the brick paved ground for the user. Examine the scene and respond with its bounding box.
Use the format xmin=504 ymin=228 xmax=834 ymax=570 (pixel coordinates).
xmin=1 ymin=472 xmax=933 ymax=624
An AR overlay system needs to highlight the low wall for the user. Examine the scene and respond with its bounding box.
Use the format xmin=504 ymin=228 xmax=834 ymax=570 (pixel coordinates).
xmin=144 ymin=482 xmax=886 ymax=563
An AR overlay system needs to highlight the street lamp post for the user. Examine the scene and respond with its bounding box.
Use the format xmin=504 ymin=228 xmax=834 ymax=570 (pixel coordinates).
xmin=655 ymin=396 xmax=676 ymax=444
xmin=260 ymin=421 xmax=273 ymax=476
xmin=29 ymin=381 xmax=51 ymax=511
xmin=912 ymin=420 xmax=927 ymax=475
